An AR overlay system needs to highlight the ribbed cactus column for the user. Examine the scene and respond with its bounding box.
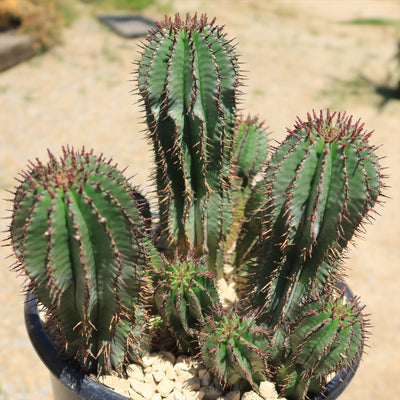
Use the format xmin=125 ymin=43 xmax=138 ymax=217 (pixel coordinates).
xmin=137 ymin=13 xmax=240 ymax=274
xmin=9 ymin=147 xmax=150 ymax=374
xmin=234 ymin=180 xmax=266 ymax=272
xmin=251 ymin=110 xmax=384 ymax=325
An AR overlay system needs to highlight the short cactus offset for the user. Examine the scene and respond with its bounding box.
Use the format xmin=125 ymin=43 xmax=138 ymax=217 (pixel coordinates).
xmin=9 ymin=147 xmax=150 ymax=374
xmin=154 ymin=251 xmax=220 ymax=352
xmin=137 ymin=13 xmax=240 ymax=275
xmin=275 ymin=290 xmax=369 ymax=399
xmin=200 ymin=306 xmax=271 ymax=390
xmin=248 ymin=110 xmax=384 ymax=325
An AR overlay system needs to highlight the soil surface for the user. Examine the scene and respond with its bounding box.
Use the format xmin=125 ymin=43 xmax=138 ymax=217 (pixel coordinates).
xmin=0 ymin=1 xmax=399 ymax=399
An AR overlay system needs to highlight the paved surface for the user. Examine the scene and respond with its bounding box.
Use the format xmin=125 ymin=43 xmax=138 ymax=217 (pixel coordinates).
xmin=0 ymin=1 xmax=399 ymax=399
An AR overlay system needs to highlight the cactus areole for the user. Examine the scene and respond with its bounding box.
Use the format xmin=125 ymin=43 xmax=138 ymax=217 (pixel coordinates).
xmin=7 ymin=12 xmax=386 ymax=400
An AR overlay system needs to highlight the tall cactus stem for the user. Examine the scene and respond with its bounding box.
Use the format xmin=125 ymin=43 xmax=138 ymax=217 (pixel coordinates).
xmin=137 ymin=13 xmax=240 ymax=275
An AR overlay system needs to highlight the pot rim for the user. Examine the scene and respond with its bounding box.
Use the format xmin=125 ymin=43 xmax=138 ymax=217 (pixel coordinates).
xmin=24 ymin=282 xmax=361 ymax=400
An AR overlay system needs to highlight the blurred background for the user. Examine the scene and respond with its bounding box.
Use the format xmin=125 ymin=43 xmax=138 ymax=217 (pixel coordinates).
xmin=0 ymin=1 xmax=399 ymax=399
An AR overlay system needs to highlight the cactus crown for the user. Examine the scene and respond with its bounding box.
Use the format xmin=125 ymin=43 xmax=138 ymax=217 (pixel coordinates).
xmin=289 ymin=290 xmax=368 ymax=375
xmin=161 ymin=12 xmax=216 ymax=32
xmin=293 ymin=109 xmax=368 ymax=143
xmin=274 ymin=289 xmax=369 ymax=399
xmin=7 ymin=13 xmax=386 ymax=400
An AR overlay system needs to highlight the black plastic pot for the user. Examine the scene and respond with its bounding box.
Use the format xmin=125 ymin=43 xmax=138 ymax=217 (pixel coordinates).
xmin=24 ymin=283 xmax=361 ymax=400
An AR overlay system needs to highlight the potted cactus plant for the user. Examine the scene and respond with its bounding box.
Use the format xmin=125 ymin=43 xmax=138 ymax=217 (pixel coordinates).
xmin=7 ymin=13 xmax=385 ymax=400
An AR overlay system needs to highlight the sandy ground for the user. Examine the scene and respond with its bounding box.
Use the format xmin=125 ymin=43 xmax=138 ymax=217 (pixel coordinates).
xmin=0 ymin=0 xmax=399 ymax=399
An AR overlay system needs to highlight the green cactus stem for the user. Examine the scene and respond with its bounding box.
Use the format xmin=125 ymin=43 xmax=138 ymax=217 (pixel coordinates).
xmin=275 ymin=290 xmax=369 ymax=400
xmin=234 ymin=181 xmax=265 ymax=275
xmin=9 ymin=147 xmax=150 ymax=374
xmin=250 ymin=110 xmax=384 ymax=325
xmin=154 ymin=251 xmax=220 ymax=352
xmin=227 ymin=116 xmax=268 ymax=267
xmin=233 ymin=115 xmax=268 ymax=190
xmin=137 ymin=13 xmax=240 ymax=275
xmin=200 ymin=306 xmax=271 ymax=390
